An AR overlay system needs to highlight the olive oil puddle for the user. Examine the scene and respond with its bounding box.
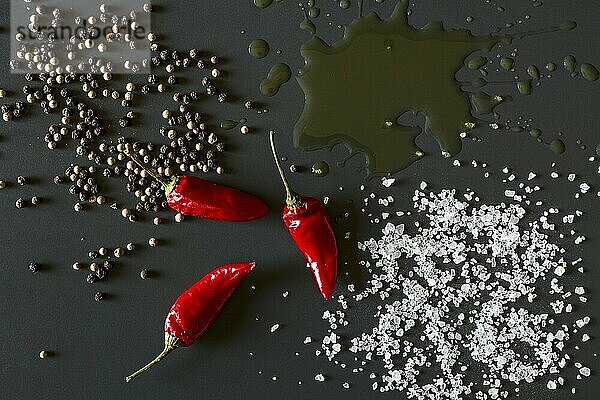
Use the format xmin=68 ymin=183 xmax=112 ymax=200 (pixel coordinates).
xmin=293 ymin=0 xmax=576 ymax=176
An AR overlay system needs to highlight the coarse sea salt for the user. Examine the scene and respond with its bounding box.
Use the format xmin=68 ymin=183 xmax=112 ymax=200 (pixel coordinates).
xmin=310 ymin=179 xmax=590 ymax=399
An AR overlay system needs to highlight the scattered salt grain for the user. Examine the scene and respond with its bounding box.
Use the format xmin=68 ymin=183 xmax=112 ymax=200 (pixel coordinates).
xmin=270 ymin=324 xmax=280 ymax=333
xmin=382 ymin=178 xmax=395 ymax=188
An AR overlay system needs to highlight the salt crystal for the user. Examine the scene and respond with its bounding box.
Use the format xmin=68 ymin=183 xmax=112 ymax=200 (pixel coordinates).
xmin=270 ymin=324 xmax=280 ymax=333
xmin=382 ymin=178 xmax=395 ymax=188
xmin=314 ymin=373 xmax=325 ymax=382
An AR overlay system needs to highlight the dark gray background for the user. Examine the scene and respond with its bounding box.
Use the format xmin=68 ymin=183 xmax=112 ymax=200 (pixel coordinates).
xmin=0 ymin=0 xmax=598 ymax=399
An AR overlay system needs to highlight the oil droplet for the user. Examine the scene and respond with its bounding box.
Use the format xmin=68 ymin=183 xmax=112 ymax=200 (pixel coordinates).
xmin=220 ymin=120 xmax=240 ymax=130
xmin=546 ymin=62 xmax=556 ymax=71
xmin=249 ymin=39 xmax=270 ymax=59
xmin=466 ymin=16 xmax=474 ymax=23
xmin=308 ymin=7 xmax=320 ymax=18
xmin=468 ymin=56 xmax=488 ymax=70
xmin=300 ymin=16 xmax=317 ymax=35
xmin=294 ymin=0 xmax=500 ymax=175
xmin=339 ymin=0 xmax=351 ymax=9
xmin=260 ymin=63 xmax=292 ymax=96
xmin=517 ymin=80 xmax=532 ymax=95
xmin=254 ymin=0 xmax=273 ymax=9
xmin=547 ymin=139 xmax=566 ymax=154
xmin=527 ymin=65 xmax=540 ymax=80
xmin=311 ymin=161 xmax=330 ymax=177
xmin=529 ymin=128 xmax=542 ymax=138
xmin=500 ymin=57 xmax=514 ymax=70
xmin=563 ymin=55 xmax=576 ymax=73
xmin=510 ymin=126 xmax=524 ymax=133
xmin=596 ymin=143 xmax=600 ymax=156
xmin=580 ymin=63 xmax=599 ymax=82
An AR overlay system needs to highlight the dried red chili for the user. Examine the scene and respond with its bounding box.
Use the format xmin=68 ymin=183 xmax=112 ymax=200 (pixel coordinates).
xmin=269 ymin=131 xmax=338 ymax=299
xmin=126 ymin=149 xmax=269 ymax=222
xmin=125 ymin=262 xmax=255 ymax=382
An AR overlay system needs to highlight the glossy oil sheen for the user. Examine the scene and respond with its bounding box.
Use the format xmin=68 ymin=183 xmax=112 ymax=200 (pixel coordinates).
xmin=293 ymin=0 xmax=500 ymax=175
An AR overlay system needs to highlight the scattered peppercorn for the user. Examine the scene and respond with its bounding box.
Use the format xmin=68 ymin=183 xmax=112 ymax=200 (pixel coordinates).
xmin=15 ymin=198 xmax=25 ymax=208
xmin=0 ymin=180 xmax=5 ymax=189
xmin=148 ymin=237 xmax=158 ymax=247
xmin=94 ymin=291 xmax=104 ymax=302
xmin=72 ymin=262 xmax=82 ymax=270
xmin=29 ymin=262 xmax=39 ymax=273
xmin=30 ymin=196 xmax=41 ymax=205
xmin=114 ymin=247 xmax=125 ymax=257
xmin=86 ymin=273 xmax=97 ymax=284
xmin=17 ymin=176 xmax=28 ymax=185
xmin=126 ymin=242 xmax=136 ymax=251
xmin=140 ymin=269 xmax=150 ymax=280
xmin=39 ymin=350 xmax=48 ymax=359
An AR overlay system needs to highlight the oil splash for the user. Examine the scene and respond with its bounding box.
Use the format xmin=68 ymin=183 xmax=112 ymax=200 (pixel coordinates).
xmin=294 ymin=0 xmax=500 ymax=175
xmin=260 ymin=63 xmax=292 ymax=96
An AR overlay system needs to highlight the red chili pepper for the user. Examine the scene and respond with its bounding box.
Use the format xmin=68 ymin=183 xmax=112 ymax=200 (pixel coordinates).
xmin=269 ymin=131 xmax=338 ymax=299
xmin=125 ymin=262 xmax=255 ymax=382
xmin=126 ymin=149 xmax=269 ymax=222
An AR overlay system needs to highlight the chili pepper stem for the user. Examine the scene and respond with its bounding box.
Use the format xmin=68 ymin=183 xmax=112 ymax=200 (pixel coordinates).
xmin=268 ymin=131 xmax=304 ymax=210
xmin=125 ymin=333 xmax=183 ymax=383
xmin=124 ymin=147 xmax=178 ymax=194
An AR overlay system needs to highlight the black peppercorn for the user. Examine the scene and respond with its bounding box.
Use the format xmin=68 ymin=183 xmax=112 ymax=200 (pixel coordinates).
xmin=95 ymin=267 xmax=107 ymax=279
